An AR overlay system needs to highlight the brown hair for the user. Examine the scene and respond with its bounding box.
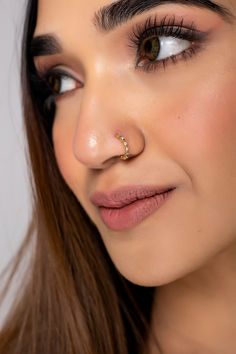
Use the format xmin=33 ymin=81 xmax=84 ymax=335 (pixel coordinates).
xmin=0 ymin=1 xmax=156 ymax=353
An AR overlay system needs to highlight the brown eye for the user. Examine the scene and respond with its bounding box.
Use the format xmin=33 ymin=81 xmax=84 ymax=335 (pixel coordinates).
xmin=139 ymin=35 xmax=160 ymax=62
xmin=46 ymin=71 xmax=78 ymax=96
xmin=48 ymin=74 xmax=61 ymax=95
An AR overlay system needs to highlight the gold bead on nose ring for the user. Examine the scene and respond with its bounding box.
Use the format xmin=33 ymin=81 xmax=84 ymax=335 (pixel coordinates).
xmin=115 ymin=133 xmax=130 ymax=161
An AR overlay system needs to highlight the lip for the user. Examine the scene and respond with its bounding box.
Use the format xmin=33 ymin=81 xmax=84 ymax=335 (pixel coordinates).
xmin=90 ymin=185 xmax=175 ymax=208
xmin=90 ymin=185 xmax=176 ymax=231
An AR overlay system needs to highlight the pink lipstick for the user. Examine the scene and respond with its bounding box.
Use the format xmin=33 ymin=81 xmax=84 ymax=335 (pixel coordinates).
xmin=90 ymin=185 xmax=175 ymax=231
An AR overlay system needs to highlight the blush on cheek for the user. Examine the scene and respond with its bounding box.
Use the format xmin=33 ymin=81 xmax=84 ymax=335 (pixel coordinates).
xmin=184 ymin=74 xmax=236 ymax=161
xmin=198 ymin=85 xmax=236 ymax=157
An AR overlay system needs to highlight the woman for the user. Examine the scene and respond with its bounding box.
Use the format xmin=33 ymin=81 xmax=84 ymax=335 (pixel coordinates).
xmin=1 ymin=0 xmax=236 ymax=353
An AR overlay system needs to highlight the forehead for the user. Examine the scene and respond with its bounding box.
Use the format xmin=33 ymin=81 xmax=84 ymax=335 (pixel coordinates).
xmin=35 ymin=0 xmax=107 ymax=34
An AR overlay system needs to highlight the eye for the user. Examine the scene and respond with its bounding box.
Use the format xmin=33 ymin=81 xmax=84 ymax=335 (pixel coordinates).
xmin=29 ymin=67 xmax=81 ymax=122
xmin=46 ymin=70 xmax=78 ymax=96
xmin=138 ymin=35 xmax=190 ymax=65
xmin=128 ymin=15 xmax=208 ymax=73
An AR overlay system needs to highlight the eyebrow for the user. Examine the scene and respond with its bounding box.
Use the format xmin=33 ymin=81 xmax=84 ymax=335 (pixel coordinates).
xmin=31 ymin=0 xmax=234 ymax=57
xmin=93 ymin=0 xmax=235 ymax=32
xmin=30 ymin=34 xmax=62 ymax=57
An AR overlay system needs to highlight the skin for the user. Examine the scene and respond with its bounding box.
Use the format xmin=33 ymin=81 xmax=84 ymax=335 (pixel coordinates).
xmin=34 ymin=0 xmax=236 ymax=352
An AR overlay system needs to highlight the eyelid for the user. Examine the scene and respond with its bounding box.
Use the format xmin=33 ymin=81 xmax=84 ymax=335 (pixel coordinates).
xmin=127 ymin=14 xmax=208 ymax=48
xmin=35 ymin=63 xmax=83 ymax=86
xmin=45 ymin=68 xmax=77 ymax=82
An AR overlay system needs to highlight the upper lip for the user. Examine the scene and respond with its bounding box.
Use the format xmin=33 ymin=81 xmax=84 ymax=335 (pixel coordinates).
xmin=90 ymin=185 xmax=176 ymax=208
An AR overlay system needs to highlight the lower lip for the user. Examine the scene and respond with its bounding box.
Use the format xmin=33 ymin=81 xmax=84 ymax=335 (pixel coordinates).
xmin=99 ymin=189 xmax=174 ymax=231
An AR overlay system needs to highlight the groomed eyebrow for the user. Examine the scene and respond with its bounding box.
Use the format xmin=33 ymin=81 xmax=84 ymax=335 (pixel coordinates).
xmin=31 ymin=0 xmax=235 ymax=57
xmin=93 ymin=0 xmax=235 ymax=32
xmin=30 ymin=34 xmax=62 ymax=57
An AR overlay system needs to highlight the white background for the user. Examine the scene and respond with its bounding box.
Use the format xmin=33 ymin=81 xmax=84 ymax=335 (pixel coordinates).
xmin=0 ymin=0 xmax=31 ymax=276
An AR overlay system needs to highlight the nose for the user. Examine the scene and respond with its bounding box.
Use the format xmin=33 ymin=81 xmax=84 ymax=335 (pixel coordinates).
xmin=72 ymin=86 xmax=145 ymax=169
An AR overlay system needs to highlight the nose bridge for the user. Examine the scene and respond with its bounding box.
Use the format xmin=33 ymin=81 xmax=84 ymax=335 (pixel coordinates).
xmin=73 ymin=74 xmax=119 ymax=158
xmin=74 ymin=40 xmax=126 ymax=132
xmin=72 ymin=67 xmax=145 ymax=169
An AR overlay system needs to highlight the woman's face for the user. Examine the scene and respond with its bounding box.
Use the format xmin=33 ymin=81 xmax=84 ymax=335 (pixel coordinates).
xmin=34 ymin=0 xmax=236 ymax=286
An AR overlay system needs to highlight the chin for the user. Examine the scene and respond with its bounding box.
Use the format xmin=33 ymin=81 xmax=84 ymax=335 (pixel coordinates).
xmin=112 ymin=248 xmax=216 ymax=288
xmin=114 ymin=260 xmax=188 ymax=288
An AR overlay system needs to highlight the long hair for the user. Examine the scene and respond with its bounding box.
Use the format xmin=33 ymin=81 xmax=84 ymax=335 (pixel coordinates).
xmin=0 ymin=1 xmax=155 ymax=353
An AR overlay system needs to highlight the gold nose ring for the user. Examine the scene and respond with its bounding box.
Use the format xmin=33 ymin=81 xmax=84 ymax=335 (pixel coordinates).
xmin=115 ymin=133 xmax=130 ymax=161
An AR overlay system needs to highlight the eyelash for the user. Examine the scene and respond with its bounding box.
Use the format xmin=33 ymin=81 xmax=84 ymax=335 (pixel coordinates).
xmin=128 ymin=14 xmax=207 ymax=73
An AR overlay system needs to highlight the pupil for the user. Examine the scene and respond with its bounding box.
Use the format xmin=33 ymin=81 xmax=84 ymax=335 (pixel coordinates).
xmin=49 ymin=75 xmax=60 ymax=93
xmin=142 ymin=36 xmax=160 ymax=61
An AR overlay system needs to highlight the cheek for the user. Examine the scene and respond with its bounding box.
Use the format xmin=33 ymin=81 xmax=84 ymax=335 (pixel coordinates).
xmin=52 ymin=108 xmax=95 ymax=218
xmin=181 ymin=75 xmax=236 ymax=189
xmin=157 ymin=60 xmax=236 ymax=191
xmin=52 ymin=113 xmax=82 ymax=194
xmin=162 ymin=67 xmax=236 ymax=235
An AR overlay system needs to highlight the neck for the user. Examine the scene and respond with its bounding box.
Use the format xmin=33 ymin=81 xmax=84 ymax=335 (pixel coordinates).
xmin=148 ymin=242 xmax=236 ymax=354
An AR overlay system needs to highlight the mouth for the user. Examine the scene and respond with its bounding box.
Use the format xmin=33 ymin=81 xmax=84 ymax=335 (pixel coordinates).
xmin=90 ymin=185 xmax=176 ymax=231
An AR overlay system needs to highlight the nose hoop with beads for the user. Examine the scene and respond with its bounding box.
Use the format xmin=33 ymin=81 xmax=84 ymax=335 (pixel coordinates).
xmin=115 ymin=133 xmax=130 ymax=161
